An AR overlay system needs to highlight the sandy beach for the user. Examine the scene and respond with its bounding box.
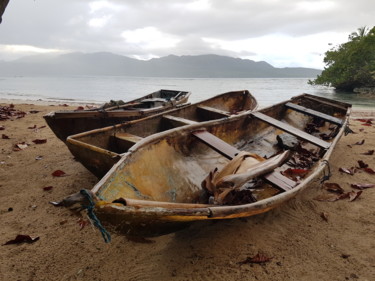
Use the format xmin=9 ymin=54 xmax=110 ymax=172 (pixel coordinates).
xmin=0 ymin=102 xmax=374 ymax=281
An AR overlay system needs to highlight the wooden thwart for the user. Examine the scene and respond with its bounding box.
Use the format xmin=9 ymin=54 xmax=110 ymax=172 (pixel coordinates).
xmin=192 ymin=130 xmax=296 ymax=192
xmin=251 ymin=112 xmax=331 ymax=150
xmin=197 ymin=105 xmax=231 ymax=118
xmin=285 ymin=102 xmax=344 ymax=126
xmin=114 ymin=133 xmax=143 ymax=151
xmin=303 ymin=95 xmax=350 ymax=111
xmin=193 ymin=130 xmax=238 ymax=159
xmin=162 ymin=115 xmax=198 ymax=127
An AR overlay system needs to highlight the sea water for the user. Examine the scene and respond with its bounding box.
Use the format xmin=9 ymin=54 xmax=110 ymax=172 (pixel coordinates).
xmin=0 ymin=76 xmax=374 ymax=109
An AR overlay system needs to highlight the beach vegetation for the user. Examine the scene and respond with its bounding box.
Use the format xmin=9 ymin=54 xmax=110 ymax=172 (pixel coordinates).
xmin=310 ymin=26 xmax=375 ymax=91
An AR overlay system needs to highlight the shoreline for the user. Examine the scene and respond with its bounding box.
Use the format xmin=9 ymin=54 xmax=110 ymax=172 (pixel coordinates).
xmin=1 ymin=97 xmax=374 ymax=111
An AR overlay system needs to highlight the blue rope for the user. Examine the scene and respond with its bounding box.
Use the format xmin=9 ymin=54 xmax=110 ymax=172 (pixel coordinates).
xmin=80 ymin=189 xmax=111 ymax=243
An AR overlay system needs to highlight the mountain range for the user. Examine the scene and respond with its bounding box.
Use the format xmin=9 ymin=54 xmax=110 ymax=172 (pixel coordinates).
xmin=0 ymin=52 xmax=322 ymax=78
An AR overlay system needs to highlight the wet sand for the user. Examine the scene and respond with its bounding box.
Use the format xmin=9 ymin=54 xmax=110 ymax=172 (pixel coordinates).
xmin=0 ymin=102 xmax=374 ymax=281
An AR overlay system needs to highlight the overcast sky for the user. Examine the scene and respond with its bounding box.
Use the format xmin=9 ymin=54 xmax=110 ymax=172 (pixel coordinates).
xmin=0 ymin=0 xmax=374 ymax=69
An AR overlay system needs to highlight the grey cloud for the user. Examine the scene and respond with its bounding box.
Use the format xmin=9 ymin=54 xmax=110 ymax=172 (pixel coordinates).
xmin=0 ymin=0 xmax=374 ymax=66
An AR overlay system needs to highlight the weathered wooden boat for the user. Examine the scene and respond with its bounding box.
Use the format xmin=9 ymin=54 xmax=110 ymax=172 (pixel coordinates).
xmin=66 ymin=90 xmax=258 ymax=178
xmin=65 ymin=94 xmax=351 ymax=237
xmin=44 ymin=89 xmax=191 ymax=142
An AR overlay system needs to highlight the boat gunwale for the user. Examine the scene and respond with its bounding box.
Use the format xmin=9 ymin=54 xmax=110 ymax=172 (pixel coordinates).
xmin=43 ymin=89 xmax=191 ymax=118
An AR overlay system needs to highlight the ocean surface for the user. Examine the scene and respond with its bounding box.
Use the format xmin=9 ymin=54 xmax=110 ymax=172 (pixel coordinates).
xmin=0 ymin=76 xmax=374 ymax=109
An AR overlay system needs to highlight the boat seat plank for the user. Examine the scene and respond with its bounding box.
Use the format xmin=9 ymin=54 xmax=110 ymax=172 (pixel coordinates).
xmin=264 ymin=172 xmax=297 ymax=191
xmin=251 ymin=112 xmax=331 ymax=150
xmin=192 ymin=130 xmax=239 ymax=159
xmin=113 ymin=133 xmax=143 ymax=151
xmin=141 ymin=98 xmax=167 ymax=103
xmin=192 ymin=130 xmax=296 ymax=192
xmin=196 ymin=105 xmax=231 ymax=118
xmin=104 ymin=102 xmax=142 ymax=111
xmin=115 ymin=133 xmax=143 ymax=143
xmin=285 ymin=102 xmax=344 ymax=126
xmin=162 ymin=115 xmax=198 ymax=127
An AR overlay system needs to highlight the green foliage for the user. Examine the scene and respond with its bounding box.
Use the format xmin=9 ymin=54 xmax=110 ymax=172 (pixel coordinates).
xmin=310 ymin=26 xmax=375 ymax=91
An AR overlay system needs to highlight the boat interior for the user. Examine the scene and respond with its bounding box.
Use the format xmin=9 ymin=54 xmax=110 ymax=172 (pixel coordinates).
xmin=95 ymin=94 xmax=350 ymax=207
xmin=69 ymin=91 xmax=255 ymax=154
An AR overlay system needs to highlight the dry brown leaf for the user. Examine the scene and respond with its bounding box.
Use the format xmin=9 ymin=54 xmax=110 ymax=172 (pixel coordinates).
xmin=348 ymin=190 xmax=362 ymax=202
xmin=350 ymin=183 xmax=375 ymax=190
xmin=323 ymin=182 xmax=344 ymax=194
xmin=320 ymin=212 xmax=329 ymax=222
xmin=361 ymin=150 xmax=374 ymax=155
xmin=338 ymin=167 xmax=355 ymax=175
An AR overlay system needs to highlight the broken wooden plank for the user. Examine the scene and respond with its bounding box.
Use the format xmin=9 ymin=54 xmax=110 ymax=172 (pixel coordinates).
xmin=285 ymin=102 xmax=344 ymax=126
xmin=192 ymin=130 xmax=296 ymax=192
xmin=251 ymin=112 xmax=331 ymax=150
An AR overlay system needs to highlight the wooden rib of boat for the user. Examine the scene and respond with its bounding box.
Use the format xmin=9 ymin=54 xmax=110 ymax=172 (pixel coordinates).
xmin=80 ymin=94 xmax=351 ymax=237
xmin=44 ymin=89 xmax=191 ymax=142
xmin=66 ymin=90 xmax=258 ymax=178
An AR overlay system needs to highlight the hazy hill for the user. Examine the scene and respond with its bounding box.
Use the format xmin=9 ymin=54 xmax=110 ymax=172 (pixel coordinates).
xmin=0 ymin=52 xmax=321 ymax=78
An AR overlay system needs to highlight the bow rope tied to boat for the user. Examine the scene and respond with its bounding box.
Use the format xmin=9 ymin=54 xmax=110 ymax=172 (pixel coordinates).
xmin=50 ymin=190 xmax=111 ymax=243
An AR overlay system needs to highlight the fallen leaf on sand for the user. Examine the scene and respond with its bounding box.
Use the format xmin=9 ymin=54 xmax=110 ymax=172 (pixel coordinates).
xmin=239 ymin=253 xmax=273 ymax=264
xmin=323 ymin=182 xmax=344 ymax=194
xmin=339 ymin=167 xmax=355 ymax=175
xmin=350 ymin=183 xmax=375 ymax=190
xmin=13 ymin=142 xmax=29 ymax=151
xmin=348 ymin=190 xmax=362 ymax=202
xmin=320 ymin=212 xmax=329 ymax=222
xmin=3 ymin=234 xmax=40 ymax=245
xmin=353 ymin=139 xmax=365 ymax=145
xmin=32 ymin=139 xmax=47 ymax=144
xmin=356 ymin=118 xmax=373 ymax=123
xmin=357 ymin=160 xmax=368 ymax=169
xmin=363 ymin=168 xmax=375 ymax=174
xmin=361 ymin=150 xmax=374 ymax=155
xmin=52 ymin=170 xmax=67 ymax=177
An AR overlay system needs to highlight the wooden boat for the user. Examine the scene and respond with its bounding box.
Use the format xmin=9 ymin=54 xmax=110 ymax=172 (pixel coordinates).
xmin=44 ymin=89 xmax=191 ymax=142
xmin=66 ymin=90 xmax=258 ymax=178
xmin=70 ymin=94 xmax=351 ymax=237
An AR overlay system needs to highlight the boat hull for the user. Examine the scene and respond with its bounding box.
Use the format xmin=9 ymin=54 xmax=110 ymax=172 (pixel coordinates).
xmin=66 ymin=90 xmax=258 ymax=177
xmin=91 ymin=93 xmax=351 ymax=237
xmin=44 ymin=89 xmax=191 ymax=142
